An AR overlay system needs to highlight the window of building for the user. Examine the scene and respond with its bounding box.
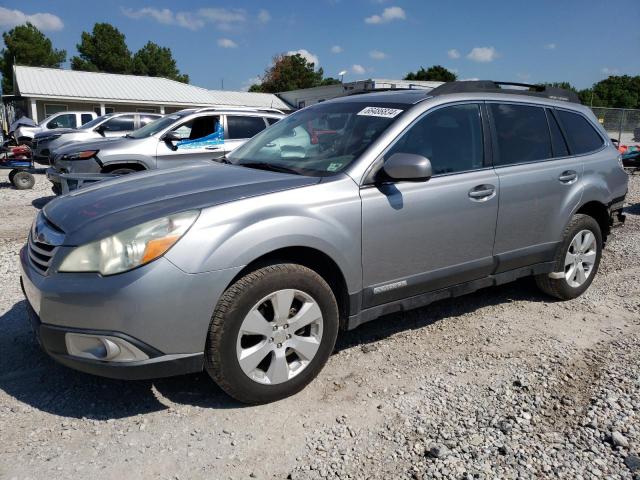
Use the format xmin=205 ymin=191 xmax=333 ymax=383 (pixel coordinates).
xmin=227 ymin=116 xmax=268 ymax=139
xmin=489 ymin=103 xmax=552 ymax=166
xmin=385 ymin=104 xmax=484 ymax=175
xmin=137 ymin=108 xmax=157 ymax=113
xmin=44 ymin=104 xmax=68 ymax=117
xmin=555 ymin=110 xmax=604 ymax=155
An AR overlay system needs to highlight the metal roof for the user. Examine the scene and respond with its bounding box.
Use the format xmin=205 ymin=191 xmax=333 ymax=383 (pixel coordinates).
xmin=13 ymin=65 xmax=291 ymax=110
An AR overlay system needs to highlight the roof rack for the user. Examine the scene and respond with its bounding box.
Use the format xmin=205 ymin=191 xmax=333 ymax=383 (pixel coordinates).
xmin=428 ymin=81 xmax=581 ymax=104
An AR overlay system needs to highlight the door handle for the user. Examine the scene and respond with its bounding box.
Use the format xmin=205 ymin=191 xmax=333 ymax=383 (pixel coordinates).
xmin=205 ymin=146 xmax=222 ymax=151
xmin=558 ymin=170 xmax=577 ymax=183
xmin=468 ymin=184 xmax=496 ymax=201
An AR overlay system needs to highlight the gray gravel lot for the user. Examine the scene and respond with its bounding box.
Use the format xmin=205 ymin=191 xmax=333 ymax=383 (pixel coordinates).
xmin=0 ymin=171 xmax=639 ymax=480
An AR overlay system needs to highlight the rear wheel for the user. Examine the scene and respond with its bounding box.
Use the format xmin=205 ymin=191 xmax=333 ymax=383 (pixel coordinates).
xmin=105 ymin=167 xmax=137 ymax=176
xmin=11 ymin=171 xmax=35 ymax=190
xmin=205 ymin=264 xmax=339 ymax=404
xmin=535 ymin=214 xmax=602 ymax=300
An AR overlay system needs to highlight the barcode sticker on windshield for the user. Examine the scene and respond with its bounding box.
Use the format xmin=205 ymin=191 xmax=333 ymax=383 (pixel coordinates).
xmin=357 ymin=107 xmax=403 ymax=118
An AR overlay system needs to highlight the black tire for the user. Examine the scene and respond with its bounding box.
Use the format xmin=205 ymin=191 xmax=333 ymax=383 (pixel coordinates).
xmin=535 ymin=214 xmax=602 ymax=300
xmin=205 ymin=263 xmax=339 ymax=404
xmin=51 ymin=183 xmax=62 ymax=195
xmin=105 ymin=168 xmax=137 ymax=176
xmin=8 ymin=169 xmax=18 ymax=183
xmin=11 ymin=171 xmax=35 ymax=190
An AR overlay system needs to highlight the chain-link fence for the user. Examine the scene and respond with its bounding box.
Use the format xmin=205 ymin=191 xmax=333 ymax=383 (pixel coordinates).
xmin=591 ymin=107 xmax=640 ymax=145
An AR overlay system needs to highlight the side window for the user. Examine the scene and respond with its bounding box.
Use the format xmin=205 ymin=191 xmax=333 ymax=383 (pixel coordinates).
xmin=140 ymin=115 xmax=160 ymax=127
xmin=171 ymin=116 xmax=222 ymax=148
xmin=102 ymin=115 xmax=135 ymax=132
xmin=385 ymin=104 xmax=484 ymax=175
xmin=47 ymin=113 xmax=76 ymax=129
xmin=80 ymin=114 xmax=94 ymax=125
xmin=227 ymin=116 xmax=267 ymax=139
xmin=546 ymin=109 xmax=569 ymax=157
xmin=489 ymin=104 xmax=551 ymax=166
xmin=556 ymin=110 xmax=604 ymax=155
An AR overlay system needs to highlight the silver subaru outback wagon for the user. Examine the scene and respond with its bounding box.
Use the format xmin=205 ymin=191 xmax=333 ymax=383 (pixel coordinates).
xmin=20 ymin=81 xmax=628 ymax=404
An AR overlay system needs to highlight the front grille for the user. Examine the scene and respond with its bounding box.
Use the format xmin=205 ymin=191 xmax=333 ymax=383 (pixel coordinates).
xmin=28 ymin=233 xmax=58 ymax=274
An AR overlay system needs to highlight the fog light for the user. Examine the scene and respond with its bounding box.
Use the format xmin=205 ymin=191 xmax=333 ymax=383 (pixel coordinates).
xmin=65 ymin=333 xmax=149 ymax=362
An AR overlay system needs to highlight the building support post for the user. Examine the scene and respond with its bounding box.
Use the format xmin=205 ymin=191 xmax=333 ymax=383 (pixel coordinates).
xmin=159 ymin=105 xmax=165 ymax=114
xmin=30 ymin=98 xmax=38 ymax=122
xmin=100 ymin=103 xmax=106 ymax=116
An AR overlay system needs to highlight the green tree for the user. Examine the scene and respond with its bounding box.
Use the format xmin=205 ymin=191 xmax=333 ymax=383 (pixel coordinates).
xmin=404 ymin=65 xmax=457 ymax=82
xmin=71 ymin=23 xmax=131 ymax=73
xmin=0 ymin=23 xmax=66 ymax=94
xmin=249 ymin=53 xmax=339 ymax=93
xmin=591 ymin=75 xmax=640 ymax=109
xmin=132 ymin=41 xmax=189 ymax=83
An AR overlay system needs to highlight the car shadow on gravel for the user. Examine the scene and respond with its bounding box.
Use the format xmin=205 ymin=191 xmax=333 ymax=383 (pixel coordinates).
xmin=625 ymin=202 xmax=640 ymax=216
xmin=32 ymin=196 xmax=56 ymax=209
xmin=335 ymin=277 xmax=550 ymax=352
xmin=0 ymin=301 xmax=246 ymax=419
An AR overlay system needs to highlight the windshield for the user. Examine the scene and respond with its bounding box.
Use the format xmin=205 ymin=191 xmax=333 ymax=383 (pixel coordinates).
xmin=227 ymin=102 xmax=406 ymax=176
xmin=79 ymin=115 xmax=111 ymax=130
xmin=127 ymin=113 xmax=186 ymax=139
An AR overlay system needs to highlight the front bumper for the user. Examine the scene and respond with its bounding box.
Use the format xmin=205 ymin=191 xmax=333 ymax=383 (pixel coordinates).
xmin=20 ymin=246 xmax=243 ymax=380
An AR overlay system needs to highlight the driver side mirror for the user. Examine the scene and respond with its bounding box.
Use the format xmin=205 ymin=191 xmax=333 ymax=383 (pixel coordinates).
xmin=161 ymin=131 xmax=182 ymax=150
xmin=95 ymin=125 xmax=106 ymax=136
xmin=382 ymin=153 xmax=432 ymax=182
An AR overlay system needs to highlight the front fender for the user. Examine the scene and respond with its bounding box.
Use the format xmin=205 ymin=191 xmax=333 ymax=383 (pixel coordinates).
xmin=166 ymin=177 xmax=363 ymax=293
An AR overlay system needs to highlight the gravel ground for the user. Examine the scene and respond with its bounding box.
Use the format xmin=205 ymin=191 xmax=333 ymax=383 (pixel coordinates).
xmin=0 ymin=171 xmax=639 ymax=480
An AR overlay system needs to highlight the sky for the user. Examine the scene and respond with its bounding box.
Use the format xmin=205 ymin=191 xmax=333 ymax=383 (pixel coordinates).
xmin=1 ymin=0 xmax=639 ymax=92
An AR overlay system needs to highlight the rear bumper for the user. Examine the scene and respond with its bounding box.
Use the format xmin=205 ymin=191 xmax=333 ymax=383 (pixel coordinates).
xmin=23 ymin=297 xmax=204 ymax=380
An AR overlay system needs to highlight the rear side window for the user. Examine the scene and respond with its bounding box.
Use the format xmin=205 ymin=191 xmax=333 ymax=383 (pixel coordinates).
xmin=546 ymin=109 xmax=569 ymax=157
xmin=385 ymin=104 xmax=484 ymax=175
xmin=490 ymin=104 xmax=551 ymax=166
xmin=140 ymin=115 xmax=160 ymax=127
xmin=556 ymin=110 xmax=603 ymax=155
xmin=102 ymin=115 xmax=135 ymax=132
xmin=80 ymin=114 xmax=94 ymax=125
xmin=227 ymin=116 xmax=267 ymax=139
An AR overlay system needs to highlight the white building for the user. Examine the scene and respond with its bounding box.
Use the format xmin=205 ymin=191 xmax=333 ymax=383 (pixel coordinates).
xmin=277 ymin=78 xmax=443 ymax=109
xmin=8 ymin=65 xmax=292 ymax=122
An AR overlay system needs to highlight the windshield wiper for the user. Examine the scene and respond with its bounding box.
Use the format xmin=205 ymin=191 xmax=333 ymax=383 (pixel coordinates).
xmin=238 ymin=161 xmax=300 ymax=175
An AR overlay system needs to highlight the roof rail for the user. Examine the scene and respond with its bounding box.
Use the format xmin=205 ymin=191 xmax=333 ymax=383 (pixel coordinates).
xmin=194 ymin=106 xmax=285 ymax=114
xmin=428 ymin=81 xmax=581 ymax=104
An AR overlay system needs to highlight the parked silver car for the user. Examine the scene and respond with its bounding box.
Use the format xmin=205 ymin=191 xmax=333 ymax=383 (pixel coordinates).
xmin=46 ymin=107 xmax=283 ymax=193
xmin=14 ymin=111 xmax=97 ymax=144
xmin=33 ymin=113 xmax=163 ymax=165
xmin=21 ymin=82 xmax=628 ymax=404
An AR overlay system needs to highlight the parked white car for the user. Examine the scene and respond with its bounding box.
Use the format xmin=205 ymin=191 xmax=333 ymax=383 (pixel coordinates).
xmin=13 ymin=111 xmax=97 ymax=145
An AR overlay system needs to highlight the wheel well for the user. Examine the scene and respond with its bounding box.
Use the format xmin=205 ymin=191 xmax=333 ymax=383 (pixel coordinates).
xmin=17 ymin=136 xmax=31 ymax=143
xmin=576 ymin=201 xmax=610 ymax=242
xmin=101 ymin=163 xmax=146 ymax=173
xmin=230 ymin=247 xmax=350 ymax=328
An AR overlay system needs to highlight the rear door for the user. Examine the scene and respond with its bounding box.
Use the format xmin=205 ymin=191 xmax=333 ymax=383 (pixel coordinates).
xmin=224 ymin=115 xmax=269 ymax=154
xmin=155 ymin=114 xmax=224 ymax=168
xmin=489 ymin=102 xmax=584 ymax=272
xmin=101 ymin=115 xmax=136 ymax=137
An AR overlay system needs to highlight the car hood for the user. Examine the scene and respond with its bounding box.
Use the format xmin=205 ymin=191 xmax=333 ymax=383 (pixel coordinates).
xmin=54 ymin=136 xmax=136 ymax=154
xmin=43 ymin=163 xmax=320 ymax=245
xmin=34 ymin=128 xmax=76 ymax=139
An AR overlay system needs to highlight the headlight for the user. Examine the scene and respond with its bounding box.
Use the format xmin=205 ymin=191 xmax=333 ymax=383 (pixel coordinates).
xmin=62 ymin=149 xmax=99 ymax=160
xmin=59 ymin=211 xmax=199 ymax=275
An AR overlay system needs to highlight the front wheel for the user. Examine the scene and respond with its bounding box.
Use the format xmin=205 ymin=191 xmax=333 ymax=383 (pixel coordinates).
xmin=535 ymin=214 xmax=602 ymax=300
xmin=205 ymin=264 xmax=339 ymax=404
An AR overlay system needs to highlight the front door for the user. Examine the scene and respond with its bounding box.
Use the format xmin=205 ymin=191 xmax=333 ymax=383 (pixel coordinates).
xmin=360 ymin=103 xmax=499 ymax=307
xmin=156 ymin=114 xmax=224 ymax=169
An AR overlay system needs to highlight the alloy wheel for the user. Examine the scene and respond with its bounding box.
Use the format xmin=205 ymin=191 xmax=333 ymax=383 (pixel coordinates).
xmin=564 ymin=229 xmax=597 ymax=288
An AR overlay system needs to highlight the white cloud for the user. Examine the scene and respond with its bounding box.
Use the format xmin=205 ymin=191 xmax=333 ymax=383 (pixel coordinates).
xmin=364 ymin=6 xmax=406 ymax=24
xmin=466 ymin=46 xmax=499 ymax=63
xmin=351 ymin=64 xmax=366 ymax=75
xmin=447 ymin=49 xmax=460 ymax=59
xmin=217 ymin=38 xmax=238 ymax=48
xmin=544 ymin=43 xmax=556 ymax=50
xmin=331 ymin=45 xmax=343 ymax=54
xmin=0 ymin=7 xmax=64 ymax=31
xmin=241 ymin=76 xmax=262 ymax=91
xmin=257 ymin=9 xmax=271 ymax=23
xmin=369 ymin=50 xmax=388 ymax=60
xmin=122 ymin=6 xmax=246 ymax=31
xmin=287 ymin=49 xmax=319 ymax=66
xmin=601 ymin=67 xmax=620 ymax=75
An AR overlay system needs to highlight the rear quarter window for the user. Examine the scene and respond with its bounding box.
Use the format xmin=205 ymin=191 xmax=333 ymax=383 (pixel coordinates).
xmin=555 ymin=110 xmax=604 ymax=155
